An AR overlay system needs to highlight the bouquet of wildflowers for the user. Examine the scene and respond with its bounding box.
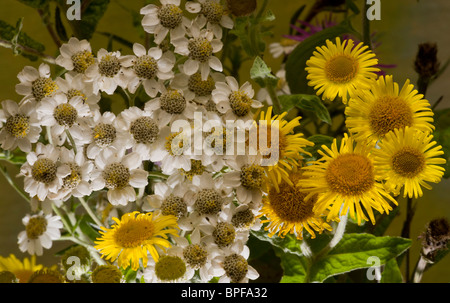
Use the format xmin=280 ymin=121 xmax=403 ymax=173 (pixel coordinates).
xmin=0 ymin=0 xmax=448 ymax=284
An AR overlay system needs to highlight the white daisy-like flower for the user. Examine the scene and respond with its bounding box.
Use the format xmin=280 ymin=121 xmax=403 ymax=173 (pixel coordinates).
xmin=172 ymin=19 xmax=223 ymax=80
xmin=171 ymin=228 xmax=221 ymax=282
xmin=90 ymin=148 xmax=148 ymax=206
xmin=55 ymin=37 xmax=96 ymax=74
xmin=269 ymin=39 xmax=299 ymax=59
xmin=212 ymin=76 xmax=263 ymax=122
xmin=116 ymin=106 xmax=163 ymax=161
xmin=53 ymin=146 xmax=94 ymax=201
xmin=185 ymin=0 xmax=234 ymax=39
xmin=84 ymin=110 xmax=131 ymax=160
xmin=222 ymin=155 xmax=265 ymax=206
xmin=85 ymin=48 xmax=132 ymax=95
xmin=170 ymin=64 xmax=225 ymax=104
xmin=144 ymin=178 xmax=195 ymax=219
xmin=55 ymin=73 xmax=101 ymax=110
xmin=123 ymin=43 xmax=176 ymax=97
xmin=141 ymin=246 xmax=195 ymax=283
xmin=0 ymin=99 xmax=41 ymax=152
xmin=37 ymin=93 xmax=91 ymax=146
xmin=17 ymin=211 xmax=63 ymax=256
xmin=144 ymin=86 xmax=197 ymax=126
xmin=30 ymin=196 xmax=62 ymax=215
xmin=19 ymin=142 xmax=71 ymax=201
xmin=209 ymin=244 xmax=259 ymax=283
xmin=226 ymin=203 xmax=262 ymax=232
xmin=165 ymin=158 xmax=211 ymax=187
xmin=140 ymin=0 xmax=190 ymax=45
xmin=15 ymin=63 xmax=59 ymax=102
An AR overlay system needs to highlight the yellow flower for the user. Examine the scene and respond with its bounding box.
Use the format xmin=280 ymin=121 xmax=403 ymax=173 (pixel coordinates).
xmin=345 ymin=75 xmax=434 ymax=144
xmin=257 ymin=168 xmax=333 ymax=240
xmin=301 ymin=134 xmax=397 ymax=225
xmin=0 ymin=254 xmax=51 ymax=283
xmin=256 ymin=106 xmax=314 ymax=192
xmin=94 ymin=211 xmax=179 ymax=271
xmin=373 ymin=126 xmax=446 ymax=199
xmin=306 ymin=37 xmax=379 ymax=103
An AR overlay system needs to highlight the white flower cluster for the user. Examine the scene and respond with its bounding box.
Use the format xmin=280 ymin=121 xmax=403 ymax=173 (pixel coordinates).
xmin=1 ymin=0 xmax=265 ymax=283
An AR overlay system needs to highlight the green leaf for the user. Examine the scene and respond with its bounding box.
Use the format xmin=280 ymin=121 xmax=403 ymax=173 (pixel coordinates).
xmin=250 ymin=228 xmax=303 ymax=257
xmin=285 ymin=19 xmax=360 ymax=95
xmin=432 ymin=108 xmax=450 ymax=178
xmin=67 ymin=0 xmax=110 ymax=40
xmin=55 ymin=6 xmax=69 ymax=42
xmin=278 ymin=94 xmax=332 ymax=124
xmin=250 ymin=56 xmax=278 ymax=88
xmin=303 ymin=134 xmax=334 ymax=159
xmin=346 ymin=0 xmax=361 ymax=14
xmin=78 ymin=215 xmax=100 ymax=241
xmin=17 ymin=0 xmax=49 ymax=8
xmin=275 ymin=248 xmax=308 ymax=283
xmin=380 ymin=258 xmax=403 ymax=283
xmin=309 ymin=233 xmax=412 ymax=282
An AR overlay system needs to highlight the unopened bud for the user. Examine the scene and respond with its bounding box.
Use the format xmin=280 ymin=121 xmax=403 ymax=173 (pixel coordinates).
xmin=419 ymin=217 xmax=450 ymax=261
xmin=414 ymin=42 xmax=440 ymax=79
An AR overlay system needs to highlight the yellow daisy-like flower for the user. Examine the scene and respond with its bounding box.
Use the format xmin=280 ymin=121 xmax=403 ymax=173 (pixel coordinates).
xmin=345 ymin=75 xmax=434 ymax=144
xmin=256 ymin=106 xmax=314 ymax=191
xmin=301 ymin=134 xmax=397 ymax=225
xmin=373 ymin=126 xmax=446 ymax=199
xmin=306 ymin=37 xmax=379 ymax=103
xmin=257 ymin=169 xmax=333 ymax=240
xmin=94 ymin=211 xmax=179 ymax=271
xmin=0 ymin=254 xmax=51 ymax=283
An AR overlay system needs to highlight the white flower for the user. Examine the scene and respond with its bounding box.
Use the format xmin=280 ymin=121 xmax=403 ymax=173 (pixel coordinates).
xmin=17 ymin=211 xmax=63 ymax=256
xmin=144 ymin=86 xmax=197 ymax=126
xmin=116 ymin=106 xmax=163 ymax=161
xmin=222 ymin=155 xmax=264 ymax=206
xmin=15 ymin=63 xmax=59 ymax=102
xmin=185 ymin=0 xmax=234 ymax=39
xmin=84 ymin=110 xmax=131 ymax=160
xmin=0 ymin=99 xmax=41 ymax=152
xmin=55 ymin=37 xmax=96 ymax=74
xmin=172 ymin=19 xmax=223 ymax=80
xmin=19 ymin=143 xmax=71 ymax=201
xmin=55 ymin=73 xmax=101 ymax=110
xmin=269 ymin=40 xmax=298 ymax=59
xmin=123 ymin=43 xmax=176 ymax=97
xmin=90 ymin=148 xmax=148 ymax=206
xmin=85 ymin=48 xmax=132 ymax=95
xmin=140 ymin=0 xmax=190 ymax=45
xmin=37 ymin=93 xmax=91 ymax=146
xmin=53 ymin=146 xmax=94 ymax=201
xmin=212 ymin=76 xmax=263 ymax=122
xmin=209 ymin=244 xmax=259 ymax=283
xmin=170 ymin=64 xmax=225 ymax=105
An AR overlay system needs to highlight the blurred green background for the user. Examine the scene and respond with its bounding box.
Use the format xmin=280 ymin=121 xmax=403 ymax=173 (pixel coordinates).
xmin=0 ymin=0 xmax=449 ymax=282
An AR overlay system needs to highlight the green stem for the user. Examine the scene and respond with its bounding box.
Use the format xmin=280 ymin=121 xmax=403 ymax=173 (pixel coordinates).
xmin=147 ymin=171 xmax=169 ymax=180
xmin=78 ymin=197 xmax=104 ymax=228
xmin=65 ymin=129 xmax=77 ymax=154
xmin=363 ymin=1 xmax=372 ymax=49
xmin=0 ymin=165 xmax=30 ymax=203
xmin=265 ymin=80 xmax=282 ymax=114
xmin=56 ymin=235 xmax=106 ymax=266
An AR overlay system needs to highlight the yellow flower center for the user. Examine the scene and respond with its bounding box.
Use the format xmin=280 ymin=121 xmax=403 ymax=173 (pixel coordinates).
xmin=325 ymin=55 xmax=358 ymax=83
xmin=392 ymin=146 xmax=425 ymax=178
xmin=165 ymin=131 xmax=189 ymax=156
xmin=231 ymin=208 xmax=255 ymax=230
xmin=326 ymin=153 xmax=374 ymax=196
xmin=201 ymin=0 xmax=224 ymax=24
xmin=188 ymin=72 xmax=215 ymax=96
xmin=369 ymin=96 xmax=413 ymax=137
xmin=229 ymin=90 xmax=253 ymax=117
xmin=194 ymin=189 xmax=223 ymax=215
xmin=31 ymin=158 xmax=57 ymax=184
xmin=103 ymin=163 xmax=130 ymax=190
xmin=223 ymin=253 xmax=248 ymax=283
xmin=160 ymin=89 xmax=186 ymax=114
xmin=213 ymin=222 xmax=236 ymax=248
xmin=113 ymin=218 xmax=155 ymax=248
xmin=53 ymin=103 xmax=78 ymax=127
xmin=154 ymin=255 xmax=186 ymax=281
xmin=31 ymin=77 xmax=58 ymax=101
xmin=240 ymin=164 xmax=264 ymax=189
xmin=133 ymin=55 xmax=158 ymax=79
xmin=62 ymin=163 xmax=82 ymax=190
xmin=91 ymin=265 xmax=122 ymax=283
xmin=28 ymin=269 xmax=64 ymax=283
xmin=98 ymin=54 xmax=121 ymax=77
xmin=161 ymin=194 xmax=187 ymax=218
xmin=188 ymin=37 xmax=213 ymax=62
xmin=183 ymin=244 xmax=208 ymax=269
xmin=268 ymin=172 xmax=317 ymax=223
xmin=25 ymin=216 xmax=48 ymax=239
xmin=93 ymin=123 xmax=117 ymax=147
xmin=71 ymin=50 xmax=95 ymax=74
xmin=180 ymin=159 xmax=206 ymax=180
xmin=66 ymin=89 xmax=87 ymax=103
xmin=158 ymin=4 xmax=183 ymax=29
xmin=5 ymin=114 xmax=30 ymax=138
xmin=130 ymin=116 xmax=159 ymax=144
